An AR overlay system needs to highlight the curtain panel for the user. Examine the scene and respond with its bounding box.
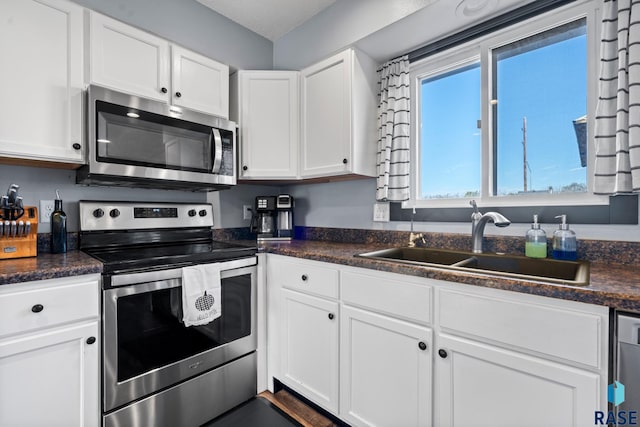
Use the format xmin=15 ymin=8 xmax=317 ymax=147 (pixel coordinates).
xmin=376 ymin=55 xmax=410 ymax=202
xmin=594 ymin=0 xmax=640 ymax=194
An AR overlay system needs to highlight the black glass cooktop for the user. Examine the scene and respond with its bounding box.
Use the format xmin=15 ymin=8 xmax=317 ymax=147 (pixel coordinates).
xmin=85 ymin=241 xmax=257 ymax=274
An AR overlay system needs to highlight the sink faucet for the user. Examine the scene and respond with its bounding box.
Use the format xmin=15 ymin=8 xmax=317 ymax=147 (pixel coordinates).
xmin=470 ymin=200 xmax=511 ymax=253
xmin=408 ymin=208 xmax=426 ymax=247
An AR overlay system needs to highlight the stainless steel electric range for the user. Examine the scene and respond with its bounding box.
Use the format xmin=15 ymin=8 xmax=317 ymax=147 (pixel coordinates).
xmin=79 ymin=201 xmax=258 ymax=427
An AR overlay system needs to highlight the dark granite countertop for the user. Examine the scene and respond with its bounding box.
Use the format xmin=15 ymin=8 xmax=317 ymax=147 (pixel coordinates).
xmin=0 ymin=251 xmax=103 ymax=286
xmin=252 ymin=239 xmax=640 ymax=312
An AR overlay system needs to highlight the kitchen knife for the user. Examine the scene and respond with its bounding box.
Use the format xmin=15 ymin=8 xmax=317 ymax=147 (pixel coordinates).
xmin=17 ymin=221 xmax=24 ymax=237
xmin=10 ymin=220 xmax=17 ymax=238
xmin=3 ymin=221 xmax=8 ymax=238
xmin=24 ymin=221 xmax=31 ymax=236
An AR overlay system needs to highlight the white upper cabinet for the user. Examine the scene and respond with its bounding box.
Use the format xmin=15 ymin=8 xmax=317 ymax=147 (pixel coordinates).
xmin=300 ymin=48 xmax=377 ymax=179
xmin=88 ymin=12 xmax=229 ymax=118
xmin=232 ymin=71 xmax=299 ymax=179
xmin=0 ymin=0 xmax=84 ymax=164
xmin=171 ymin=45 xmax=229 ymax=119
xmin=88 ymin=12 xmax=170 ymax=103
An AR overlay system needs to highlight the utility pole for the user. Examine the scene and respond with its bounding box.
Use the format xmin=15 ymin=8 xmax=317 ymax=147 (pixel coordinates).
xmin=522 ymin=116 xmax=528 ymax=192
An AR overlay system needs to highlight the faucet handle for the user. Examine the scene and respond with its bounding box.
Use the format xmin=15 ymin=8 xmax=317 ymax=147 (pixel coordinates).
xmin=470 ymin=200 xmax=482 ymax=220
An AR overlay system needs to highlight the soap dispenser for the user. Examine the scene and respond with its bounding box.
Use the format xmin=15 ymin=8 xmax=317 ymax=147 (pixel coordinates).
xmin=551 ymin=214 xmax=577 ymax=261
xmin=51 ymin=189 xmax=67 ymax=254
xmin=525 ymin=214 xmax=547 ymax=258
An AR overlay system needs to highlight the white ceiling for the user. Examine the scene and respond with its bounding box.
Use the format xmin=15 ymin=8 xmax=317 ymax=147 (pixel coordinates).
xmin=196 ymin=0 xmax=337 ymax=41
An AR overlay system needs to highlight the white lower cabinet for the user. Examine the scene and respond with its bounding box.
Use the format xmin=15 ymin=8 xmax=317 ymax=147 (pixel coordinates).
xmin=340 ymin=305 xmax=432 ymax=427
xmin=0 ymin=322 xmax=99 ymax=427
xmin=280 ymin=289 xmax=340 ymax=413
xmin=265 ymin=255 xmax=608 ymax=427
xmin=0 ymin=275 xmax=100 ymax=427
xmin=435 ymin=333 xmax=600 ymax=427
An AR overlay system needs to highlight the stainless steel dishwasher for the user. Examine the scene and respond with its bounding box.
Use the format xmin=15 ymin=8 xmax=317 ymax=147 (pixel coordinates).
xmin=617 ymin=313 xmax=640 ymax=412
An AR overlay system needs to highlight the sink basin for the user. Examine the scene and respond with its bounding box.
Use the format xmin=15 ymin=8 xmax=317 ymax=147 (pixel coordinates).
xmin=356 ymin=247 xmax=472 ymax=266
xmin=356 ymin=247 xmax=590 ymax=286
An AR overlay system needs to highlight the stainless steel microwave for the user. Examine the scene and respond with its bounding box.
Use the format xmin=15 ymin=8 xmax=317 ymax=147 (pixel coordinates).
xmin=77 ymin=85 xmax=236 ymax=191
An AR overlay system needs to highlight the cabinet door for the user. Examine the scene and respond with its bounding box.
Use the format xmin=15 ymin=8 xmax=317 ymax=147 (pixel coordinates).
xmin=0 ymin=322 xmax=99 ymax=427
xmin=341 ymin=305 xmax=432 ymax=427
xmin=0 ymin=0 xmax=84 ymax=163
xmin=301 ymin=50 xmax=352 ymax=178
xmin=435 ymin=334 xmax=600 ymax=427
xmin=172 ymin=46 xmax=229 ymax=118
xmin=281 ymin=289 xmax=339 ymax=414
xmin=89 ymin=12 xmax=170 ymax=102
xmin=238 ymin=71 xmax=299 ymax=179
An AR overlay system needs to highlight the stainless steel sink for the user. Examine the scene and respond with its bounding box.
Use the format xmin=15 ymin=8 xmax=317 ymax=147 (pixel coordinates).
xmin=356 ymin=247 xmax=590 ymax=286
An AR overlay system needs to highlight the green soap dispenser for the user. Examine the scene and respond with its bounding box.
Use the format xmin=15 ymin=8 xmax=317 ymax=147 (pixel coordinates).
xmin=51 ymin=189 xmax=67 ymax=254
xmin=525 ymin=214 xmax=547 ymax=258
xmin=551 ymin=214 xmax=577 ymax=261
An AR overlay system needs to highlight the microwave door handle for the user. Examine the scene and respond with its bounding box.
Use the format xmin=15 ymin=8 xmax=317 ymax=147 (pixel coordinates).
xmin=211 ymin=128 xmax=223 ymax=174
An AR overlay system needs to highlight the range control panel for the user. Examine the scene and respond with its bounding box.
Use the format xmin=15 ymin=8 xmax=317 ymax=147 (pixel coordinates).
xmin=79 ymin=201 xmax=214 ymax=231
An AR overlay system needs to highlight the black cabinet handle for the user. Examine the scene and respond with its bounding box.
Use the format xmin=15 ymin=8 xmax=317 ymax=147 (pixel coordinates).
xmin=72 ymin=143 xmax=81 ymax=150
xmin=301 ymin=274 xmax=308 ymax=282
xmin=175 ymin=92 xmax=182 ymax=98
xmin=418 ymin=341 xmax=427 ymax=351
xmin=243 ymin=166 xmax=248 ymax=171
xmin=342 ymin=158 xmax=348 ymax=164
xmin=438 ymin=349 xmax=448 ymax=359
xmin=328 ymin=313 xmax=334 ymax=320
xmin=86 ymin=336 xmax=96 ymax=345
xmin=161 ymin=87 xmax=168 ymax=93
xmin=31 ymin=304 xmax=44 ymax=313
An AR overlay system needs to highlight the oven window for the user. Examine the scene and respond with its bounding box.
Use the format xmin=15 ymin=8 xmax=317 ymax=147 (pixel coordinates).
xmin=95 ymin=101 xmax=214 ymax=173
xmin=116 ymin=274 xmax=252 ymax=382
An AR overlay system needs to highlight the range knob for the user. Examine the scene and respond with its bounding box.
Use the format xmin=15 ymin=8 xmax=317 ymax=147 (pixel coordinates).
xmin=93 ymin=208 xmax=104 ymax=218
xmin=198 ymin=209 xmax=208 ymax=217
xmin=188 ymin=209 xmax=197 ymax=217
xmin=109 ymin=209 xmax=120 ymax=218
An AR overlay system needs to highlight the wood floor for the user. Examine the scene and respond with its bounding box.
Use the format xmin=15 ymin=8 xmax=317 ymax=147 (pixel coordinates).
xmin=258 ymin=390 xmax=337 ymax=427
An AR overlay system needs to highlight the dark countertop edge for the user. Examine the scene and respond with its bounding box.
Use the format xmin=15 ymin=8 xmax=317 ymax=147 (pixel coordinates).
xmin=0 ymin=251 xmax=103 ymax=286
xmin=255 ymin=241 xmax=640 ymax=312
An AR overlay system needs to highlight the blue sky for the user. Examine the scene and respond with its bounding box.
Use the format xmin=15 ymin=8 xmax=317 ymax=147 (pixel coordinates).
xmin=419 ymin=32 xmax=587 ymax=199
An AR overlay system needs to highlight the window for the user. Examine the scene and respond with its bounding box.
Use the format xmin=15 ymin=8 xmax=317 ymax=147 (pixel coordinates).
xmin=409 ymin=1 xmax=603 ymax=208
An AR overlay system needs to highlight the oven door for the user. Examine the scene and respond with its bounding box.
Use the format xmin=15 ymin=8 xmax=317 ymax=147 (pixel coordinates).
xmin=102 ymin=257 xmax=256 ymax=412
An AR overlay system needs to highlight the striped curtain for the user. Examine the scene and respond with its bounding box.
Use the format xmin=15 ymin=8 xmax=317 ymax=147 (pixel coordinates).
xmin=376 ymin=55 xmax=410 ymax=201
xmin=594 ymin=0 xmax=640 ymax=194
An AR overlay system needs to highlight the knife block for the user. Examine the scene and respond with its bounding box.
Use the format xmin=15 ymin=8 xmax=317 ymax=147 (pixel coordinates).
xmin=0 ymin=206 xmax=38 ymax=260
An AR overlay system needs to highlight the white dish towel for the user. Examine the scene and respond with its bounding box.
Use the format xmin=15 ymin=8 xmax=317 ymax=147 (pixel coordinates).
xmin=181 ymin=264 xmax=222 ymax=327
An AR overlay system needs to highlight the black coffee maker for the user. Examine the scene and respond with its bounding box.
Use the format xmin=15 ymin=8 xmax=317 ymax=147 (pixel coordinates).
xmin=250 ymin=196 xmax=276 ymax=240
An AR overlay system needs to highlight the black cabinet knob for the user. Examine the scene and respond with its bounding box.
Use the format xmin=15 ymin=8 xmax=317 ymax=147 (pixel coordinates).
xmin=438 ymin=349 xmax=448 ymax=359
xmin=301 ymin=274 xmax=308 ymax=281
xmin=93 ymin=208 xmax=104 ymax=218
xmin=72 ymin=143 xmax=81 ymax=150
xmin=188 ymin=209 xmax=197 ymax=217
xmin=86 ymin=336 xmax=96 ymax=345
xmin=418 ymin=341 xmax=427 ymax=351
xmin=109 ymin=209 xmax=120 ymax=218
xmin=161 ymin=87 xmax=168 ymax=94
xmin=242 ymin=165 xmax=248 ymax=171
xmin=175 ymin=92 xmax=182 ymax=98
xmin=31 ymin=304 xmax=44 ymax=313
xmin=328 ymin=313 xmax=334 ymax=320
xmin=342 ymin=158 xmax=348 ymax=164
xmin=199 ymin=209 xmax=207 ymax=217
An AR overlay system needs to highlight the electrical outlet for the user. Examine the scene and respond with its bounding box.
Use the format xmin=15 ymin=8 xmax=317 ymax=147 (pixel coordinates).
xmin=373 ymin=202 xmax=390 ymax=222
xmin=40 ymin=200 xmax=55 ymax=223
xmin=243 ymin=205 xmax=252 ymax=220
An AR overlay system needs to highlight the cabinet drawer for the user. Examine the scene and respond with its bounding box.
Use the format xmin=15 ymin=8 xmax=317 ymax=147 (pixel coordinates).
xmin=0 ymin=277 xmax=99 ymax=338
xmin=439 ymin=289 xmax=605 ymax=369
xmin=342 ymin=270 xmax=431 ymax=324
xmin=268 ymin=256 xmax=339 ymax=299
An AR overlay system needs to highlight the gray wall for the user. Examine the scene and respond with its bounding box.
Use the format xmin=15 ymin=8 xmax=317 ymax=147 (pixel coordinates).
xmin=71 ymin=0 xmax=273 ymax=70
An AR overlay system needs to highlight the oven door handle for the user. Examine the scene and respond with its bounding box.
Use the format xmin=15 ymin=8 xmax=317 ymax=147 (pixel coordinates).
xmin=211 ymin=128 xmax=223 ymax=174
xmin=109 ymin=257 xmax=257 ymax=288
